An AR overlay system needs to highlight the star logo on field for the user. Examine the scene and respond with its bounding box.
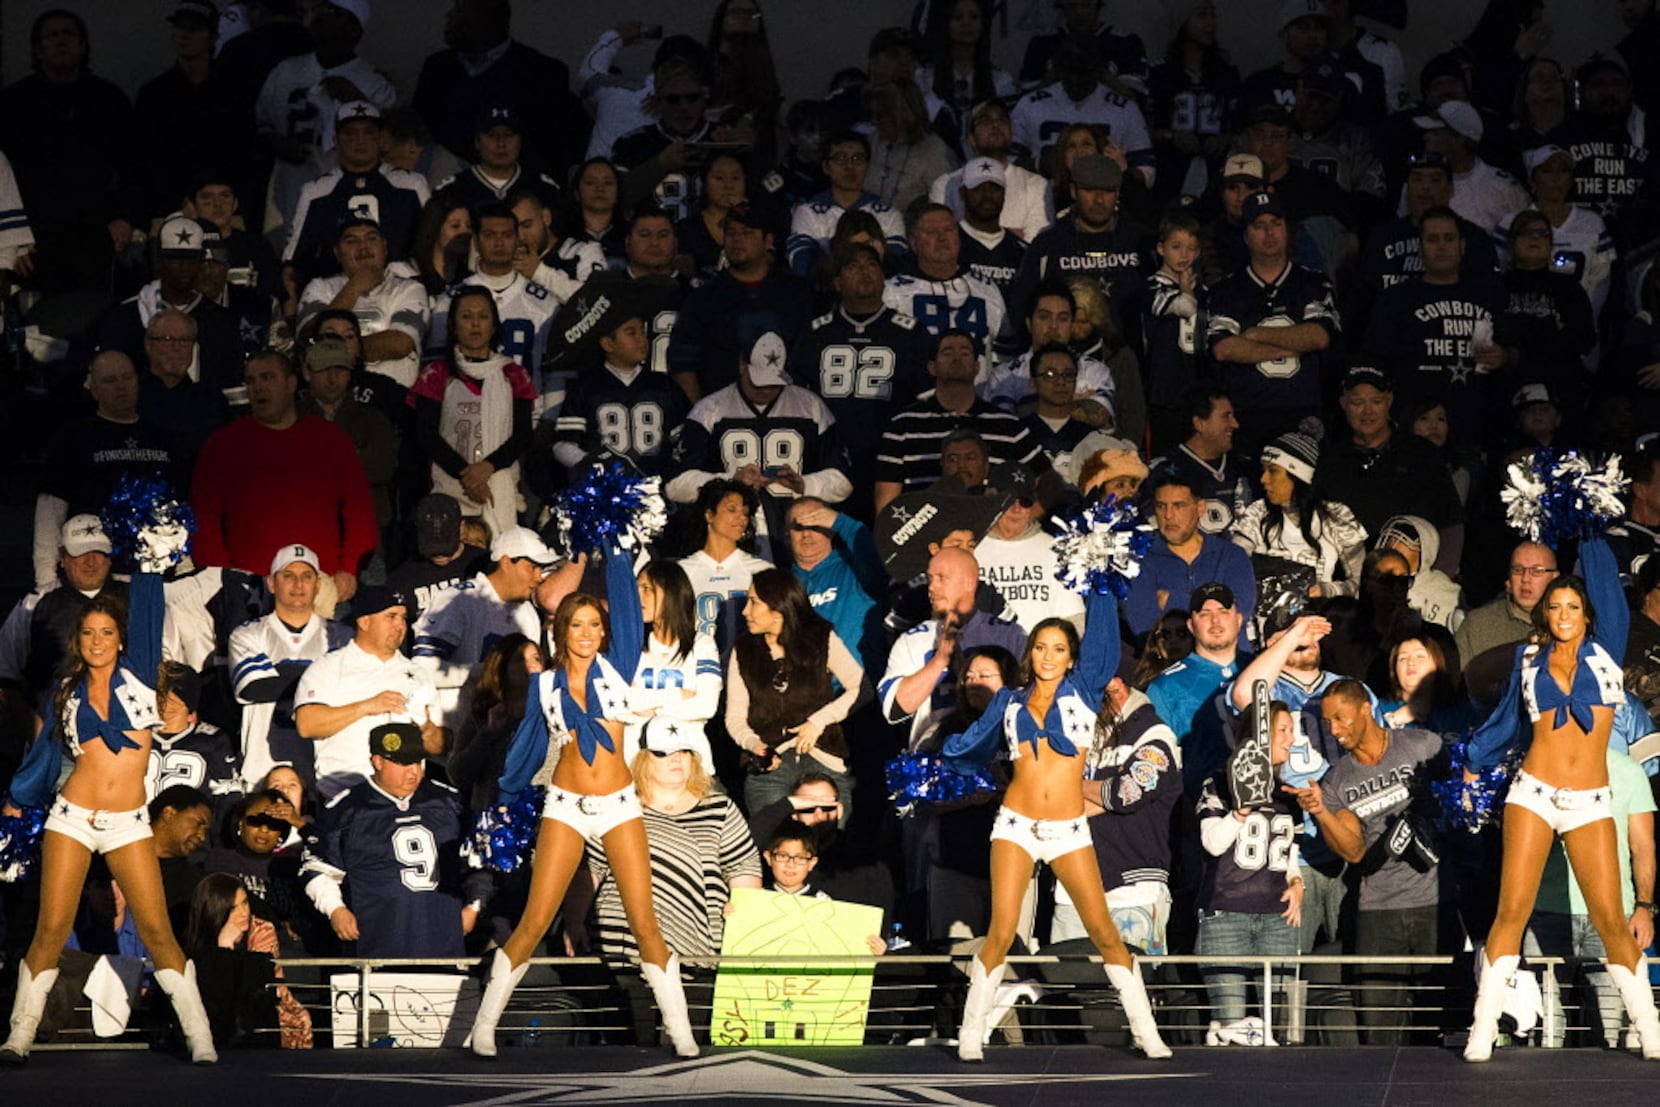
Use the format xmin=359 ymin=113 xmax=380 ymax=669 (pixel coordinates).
xmin=285 ymin=1050 xmax=1200 ymax=1105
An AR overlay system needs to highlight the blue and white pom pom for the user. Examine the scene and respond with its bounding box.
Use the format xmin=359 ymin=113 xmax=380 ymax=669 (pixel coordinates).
xmin=0 ymin=805 xmax=46 ymax=883
xmin=100 ymin=474 xmax=195 ymax=574
xmin=1430 ymin=739 xmax=1519 ymax=833
xmin=1500 ymin=449 xmax=1627 ymax=550
xmin=1050 ymin=494 xmax=1155 ymax=598
xmin=461 ymin=787 xmax=545 ymax=873
xmin=885 ymin=754 xmax=997 ymax=818
xmin=554 ymin=463 xmax=667 ymax=556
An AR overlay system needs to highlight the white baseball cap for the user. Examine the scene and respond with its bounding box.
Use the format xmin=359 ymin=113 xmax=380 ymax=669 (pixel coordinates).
xmin=270 ymin=543 xmax=321 ymax=576
xmin=491 ymin=526 xmax=559 ymax=566
xmin=1523 ymin=144 xmax=1572 ymax=176
xmin=62 ymin=515 xmax=112 ymax=557
xmin=962 ymin=157 xmax=1006 ymax=190
xmin=322 ymin=0 xmax=370 ymax=30
xmin=1415 ymin=99 xmax=1483 ymax=142
xmin=334 ymin=99 xmax=382 ymax=126
xmin=157 ymin=214 xmax=207 ymax=257
xmin=638 ymin=717 xmax=716 ymax=777
xmin=745 ymin=332 xmax=791 ymax=387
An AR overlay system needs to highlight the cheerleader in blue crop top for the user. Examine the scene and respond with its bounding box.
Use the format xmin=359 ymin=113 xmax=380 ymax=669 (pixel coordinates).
xmin=1460 ymin=537 xmax=1660 ymax=1061
xmin=469 ymin=544 xmax=699 ymax=1061
xmin=940 ymin=590 xmax=1171 ymax=1061
xmin=1 ymin=575 xmax=216 ymax=1065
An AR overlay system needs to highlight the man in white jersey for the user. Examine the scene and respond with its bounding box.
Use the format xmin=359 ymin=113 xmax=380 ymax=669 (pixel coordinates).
xmin=297 ymin=217 xmax=428 ymax=386
xmin=229 ymin=543 xmax=352 ymax=789
xmin=428 ymin=203 xmax=563 ymax=410
xmin=412 ymin=526 xmax=552 ymax=730
xmin=510 ymin=190 xmax=606 ymax=305
xmin=1011 ymin=39 xmax=1154 ymax=183
xmin=294 ymin=584 xmax=443 ymax=799
xmin=884 ymin=205 xmax=1008 ymax=375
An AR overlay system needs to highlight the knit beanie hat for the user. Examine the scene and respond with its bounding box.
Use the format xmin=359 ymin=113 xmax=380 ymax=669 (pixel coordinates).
xmin=1260 ymin=427 xmax=1321 ymax=485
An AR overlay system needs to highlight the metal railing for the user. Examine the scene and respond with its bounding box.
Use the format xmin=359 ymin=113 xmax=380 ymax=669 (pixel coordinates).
xmin=32 ymin=953 xmax=1657 ymax=1052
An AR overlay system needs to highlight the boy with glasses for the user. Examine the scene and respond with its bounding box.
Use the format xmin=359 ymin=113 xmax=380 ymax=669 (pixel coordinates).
xmin=786 ymin=131 xmax=906 ymax=275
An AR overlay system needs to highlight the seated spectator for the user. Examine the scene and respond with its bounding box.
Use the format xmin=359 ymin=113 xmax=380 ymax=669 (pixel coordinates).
xmin=1126 ymin=472 xmax=1257 ymax=640
xmin=726 ymin=569 xmax=866 ymax=819
xmin=409 ymin=286 xmax=538 ymax=538
xmin=884 ymin=204 xmax=1007 ymax=368
xmin=449 ymin=632 xmax=542 ymax=814
xmin=676 ymin=152 xmax=751 ymax=278
xmin=149 ymin=662 xmax=244 ymax=816
xmin=301 ymin=337 xmax=399 ymax=538
xmin=386 ymin=493 xmax=492 ymax=628
xmin=296 ymin=217 xmax=429 ymax=388
xmin=301 ymin=722 xmax=481 ymax=958
xmin=433 ymin=105 xmax=562 ymax=215
xmin=1373 ymin=514 xmax=1464 ymax=631
xmin=981 ymin=280 xmax=1114 ymax=421
xmin=1149 ymin=389 xmax=1256 ymax=537
xmin=551 ymin=298 xmax=690 ymax=480
xmin=138 ymin=311 xmax=234 ymax=466
xmin=182 ymin=874 xmax=283 ymax=1049
xmin=786 ymin=130 xmax=905 ymax=276
xmin=760 ymin=824 xmax=888 ymax=955
xmin=1411 ymin=98 xmax=1527 ymax=234
xmin=674 ymin=479 xmax=773 ymax=656
xmin=201 ymin=789 xmax=313 ymax=954
xmin=569 ymin=157 xmax=630 ymax=262
xmin=1147 ymin=583 xmax=1249 ymax=794
xmin=412 ymin=197 xmax=474 ymax=294
xmin=1232 ymin=427 xmax=1366 ymax=601
xmin=931 ymin=98 xmax=1050 ymax=242
xmin=149 ymin=784 xmax=213 ymax=934
xmin=1018 ymin=344 xmax=1102 ymax=471
xmin=1494 ymin=144 xmax=1614 ymax=322
xmin=563 ymin=719 xmax=761 ymax=962
xmin=1497 ymin=209 xmax=1597 ymax=401
xmin=867 ymin=79 xmax=959 ymax=214
xmin=293 ymin=584 xmax=445 ymax=799
xmin=1453 ymin=539 xmax=1556 ymax=675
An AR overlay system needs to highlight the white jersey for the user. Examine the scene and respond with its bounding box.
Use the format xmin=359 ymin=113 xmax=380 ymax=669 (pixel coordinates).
xmin=411 ymin=571 xmax=541 ymax=731
xmin=786 ymin=191 xmax=906 ymax=274
xmin=579 ymin=30 xmax=656 ymax=160
xmin=298 ymin=270 xmax=429 ymax=387
xmin=623 ymin=631 xmax=723 ymax=769
xmin=294 ymin=640 xmax=439 ymax=799
xmin=980 ymin=349 xmax=1115 ymax=415
xmin=1494 ymin=203 xmax=1616 ymax=318
xmin=1398 ymin=159 xmax=1528 ymax=236
xmin=676 ymin=548 xmax=774 ymax=648
xmin=973 ymin=531 xmax=1086 ymax=634
xmin=1355 ymin=29 xmax=1410 ymax=115
xmin=883 ymin=270 xmax=1007 ymax=373
xmin=531 ymin=238 xmax=607 ymax=305
xmin=1011 ymin=82 xmax=1154 ymax=181
xmin=928 ymin=160 xmax=1054 ymax=243
xmin=429 ymin=269 xmax=562 ymax=399
xmin=230 ymin=611 xmax=353 ymax=787
xmin=0 ymin=149 xmax=34 ymax=271
xmin=162 ymin=567 xmax=224 ymax=672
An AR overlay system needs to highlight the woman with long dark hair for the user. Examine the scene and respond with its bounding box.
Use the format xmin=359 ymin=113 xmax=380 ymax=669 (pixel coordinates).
xmin=1231 ymin=428 xmax=1367 ymax=599
xmin=182 ymin=873 xmax=287 ymax=1049
xmin=677 ymin=479 xmax=771 ymax=656
xmin=726 ymin=569 xmax=864 ymax=818
xmin=471 ymin=544 xmax=701 ymax=1058
xmin=2 ymin=583 xmax=216 ymax=1064
xmin=412 ymin=198 xmax=474 ymax=294
xmin=570 ymin=157 xmax=629 ymax=264
xmin=628 ymin=560 xmax=722 ymax=770
xmin=675 ymin=153 xmax=748 ymax=278
xmin=450 ymin=633 xmax=544 ymax=812
xmin=1462 ymin=537 xmax=1660 ymax=1060
xmin=942 ymin=588 xmax=1172 ymax=1061
xmin=918 ymin=0 xmax=1016 ymax=143
xmin=1146 ymin=0 xmax=1240 ymax=199
xmin=705 ymin=0 xmax=782 ymax=165
xmin=409 ymin=285 xmax=536 ymax=538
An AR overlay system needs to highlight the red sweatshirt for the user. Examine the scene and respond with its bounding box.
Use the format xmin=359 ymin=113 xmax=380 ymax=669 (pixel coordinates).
xmin=191 ymin=415 xmax=379 ymax=575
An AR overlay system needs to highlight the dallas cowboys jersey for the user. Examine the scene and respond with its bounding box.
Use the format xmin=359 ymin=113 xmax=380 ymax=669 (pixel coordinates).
xmin=785 ymin=191 xmax=906 ymax=275
xmin=304 ymin=778 xmax=468 ymax=958
xmin=434 ymin=164 xmax=562 ymax=215
xmin=530 ymin=238 xmax=606 ymax=305
xmin=147 ymin=721 xmax=243 ymax=809
xmin=230 ymin=611 xmax=354 ymax=789
xmin=959 ymin=225 xmax=1027 ymax=301
xmin=412 ymin=572 xmax=543 ymax=729
xmin=1140 ymin=271 xmax=1211 ymax=411
xmin=677 ymin=548 xmax=775 ymax=656
xmin=1205 ymin=262 xmax=1340 ymax=416
xmin=980 ymin=349 xmax=1115 ymax=413
xmin=1197 ymin=772 xmax=1302 ymax=916
xmin=1147 ymin=445 xmax=1257 ymax=536
xmin=1010 ymin=83 xmax=1154 ymax=172
xmin=284 ymin=164 xmax=429 ymax=279
xmin=882 ymin=270 xmax=1007 ymax=369
xmin=612 ymin=121 xmax=713 ymax=222
xmin=553 ymin=364 xmax=689 ymax=476
xmin=668 ymin=384 xmax=851 ymax=504
xmin=429 ymin=269 xmax=560 ymax=401
xmin=789 ymin=306 xmax=932 ymax=475
xmin=297 ymin=272 xmax=429 ymax=387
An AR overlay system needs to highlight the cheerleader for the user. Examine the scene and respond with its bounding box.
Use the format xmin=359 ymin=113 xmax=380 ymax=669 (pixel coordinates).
xmin=470 ymin=540 xmax=699 ymax=1058
xmin=943 ymin=582 xmax=1171 ymax=1061
xmin=1 ymin=573 xmax=215 ymax=1064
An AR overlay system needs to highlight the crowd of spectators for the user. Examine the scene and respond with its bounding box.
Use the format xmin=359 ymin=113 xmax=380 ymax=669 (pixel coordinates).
xmin=2 ymin=0 xmax=1660 ymax=1053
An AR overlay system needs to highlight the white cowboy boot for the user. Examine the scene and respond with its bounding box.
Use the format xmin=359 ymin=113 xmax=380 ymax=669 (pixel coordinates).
xmin=1464 ymin=952 xmax=1517 ymax=1063
xmin=640 ymin=954 xmax=698 ymax=1058
xmin=1106 ymin=962 xmax=1172 ymax=1059
xmin=470 ymin=948 xmax=528 ymax=1058
xmin=956 ymin=958 xmax=1006 ymax=1061
xmin=0 ymin=963 xmax=59 ymax=1065
xmin=154 ymin=962 xmax=217 ymax=1064
xmin=1607 ymin=958 xmax=1660 ymax=1060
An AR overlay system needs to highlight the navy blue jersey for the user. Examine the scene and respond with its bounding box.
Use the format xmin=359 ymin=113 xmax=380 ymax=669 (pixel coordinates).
xmin=1205 ymin=262 xmax=1340 ymax=416
xmin=1139 ymin=271 xmax=1214 ymax=410
xmin=789 ymin=306 xmax=931 ymax=481
xmin=1197 ymin=772 xmax=1303 ymax=916
xmin=147 ymin=721 xmax=244 ymax=820
xmin=305 ymin=778 xmax=468 ymax=958
xmin=959 ymin=229 xmax=1028 ymax=302
xmin=554 ymin=364 xmax=690 ymax=476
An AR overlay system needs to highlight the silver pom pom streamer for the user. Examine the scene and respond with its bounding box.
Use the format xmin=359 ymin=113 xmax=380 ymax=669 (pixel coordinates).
xmin=100 ymin=474 xmax=194 ymax=574
xmin=1050 ymin=494 xmax=1155 ymax=598
xmin=1500 ymin=449 xmax=1627 ymax=549
xmin=554 ymin=463 xmax=668 ymax=556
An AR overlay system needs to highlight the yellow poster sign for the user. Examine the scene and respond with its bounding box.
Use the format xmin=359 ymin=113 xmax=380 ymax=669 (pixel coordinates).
xmin=710 ymin=888 xmax=882 ymax=1047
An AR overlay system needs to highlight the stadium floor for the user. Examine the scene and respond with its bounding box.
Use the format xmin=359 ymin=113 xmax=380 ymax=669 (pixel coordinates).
xmin=5 ymin=1045 xmax=1658 ymax=1106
